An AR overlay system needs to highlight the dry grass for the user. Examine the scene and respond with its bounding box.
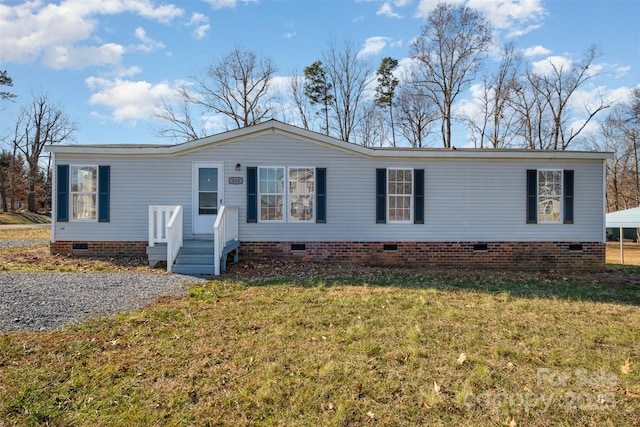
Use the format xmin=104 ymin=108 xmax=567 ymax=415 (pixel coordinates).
xmin=1 ymin=229 xmax=639 ymax=425
xmin=1 ymin=279 xmax=638 ymax=426
xmin=0 ymin=213 xmax=50 ymax=225
xmin=0 ymin=226 xmax=50 ymax=240
xmin=607 ymin=242 xmax=640 ymax=266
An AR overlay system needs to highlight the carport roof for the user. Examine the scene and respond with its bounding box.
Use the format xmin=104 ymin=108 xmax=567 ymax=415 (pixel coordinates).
xmin=606 ymin=206 xmax=640 ymax=228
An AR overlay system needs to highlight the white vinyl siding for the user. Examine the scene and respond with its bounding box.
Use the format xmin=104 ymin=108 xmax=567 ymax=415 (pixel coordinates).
xmin=52 ymin=133 xmax=607 ymax=244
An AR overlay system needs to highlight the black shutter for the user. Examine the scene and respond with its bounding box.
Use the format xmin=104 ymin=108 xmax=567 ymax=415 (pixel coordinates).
xmin=316 ymin=168 xmax=326 ymax=223
xmin=414 ymin=169 xmax=424 ymax=224
xmin=247 ymin=167 xmax=258 ymax=223
xmin=526 ymin=169 xmax=537 ymax=224
xmin=564 ymin=170 xmax=574 ymax=224
xmin=98 ymin=166 xmax=110 ymax=222
xmin=57 ymin=164 xmax=69 ymax=222
xmin=376 ymin=168 xmax=386 ymax=224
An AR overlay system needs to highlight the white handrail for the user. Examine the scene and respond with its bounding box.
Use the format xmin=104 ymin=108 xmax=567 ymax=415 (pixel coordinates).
xmin=214 ymin=206 xmax=239 ymax=275
xmin=165 ymin=206 xmax=183 ymax=273
xmin=148 ymin=205 xmax=180 ymax=246
xmin=149 ymin=205 xmax=183 ymax=273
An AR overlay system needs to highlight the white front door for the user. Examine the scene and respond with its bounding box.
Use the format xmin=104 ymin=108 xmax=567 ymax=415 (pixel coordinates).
xmin=193 ymin=162 xmax=224 ymax=234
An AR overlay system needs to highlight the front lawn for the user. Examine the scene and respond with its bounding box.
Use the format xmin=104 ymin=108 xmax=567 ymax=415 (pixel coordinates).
xmin=1 ymin=275 xmax=638 ymax=426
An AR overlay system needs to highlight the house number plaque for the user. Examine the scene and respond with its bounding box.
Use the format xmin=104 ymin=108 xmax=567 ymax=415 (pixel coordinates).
xmin=228 ymin=177 xmax=243 ymax=185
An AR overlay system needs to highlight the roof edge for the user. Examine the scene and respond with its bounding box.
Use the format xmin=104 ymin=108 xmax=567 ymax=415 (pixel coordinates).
xmin=45 ymin=119 xmax=614 ymax=160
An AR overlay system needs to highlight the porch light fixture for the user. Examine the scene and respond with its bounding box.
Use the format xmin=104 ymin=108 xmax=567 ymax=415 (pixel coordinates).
xmin=235 ymin=163 xmax=241 ymax=171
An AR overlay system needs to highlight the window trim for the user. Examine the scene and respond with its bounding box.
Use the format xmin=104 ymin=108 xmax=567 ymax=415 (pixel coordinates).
xmin=257 ymin=166 xmax=317 ymax=223
xmin=70 ymin=164 xmax=99 ymax=222
xmin=386 ymin=167 xmax=414 ymax=224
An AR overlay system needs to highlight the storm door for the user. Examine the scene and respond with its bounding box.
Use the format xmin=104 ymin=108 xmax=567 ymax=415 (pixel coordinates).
xmin=193 ymin=162 xmax=223 ymax=234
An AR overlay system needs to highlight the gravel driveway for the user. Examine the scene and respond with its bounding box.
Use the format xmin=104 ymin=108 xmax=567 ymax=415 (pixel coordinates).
xmin=0 ymin=272 xmax=207 ymax=332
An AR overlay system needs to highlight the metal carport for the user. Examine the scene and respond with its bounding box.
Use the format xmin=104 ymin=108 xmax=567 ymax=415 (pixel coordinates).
xmin=606 ymin=206 xmax=640 ymax=264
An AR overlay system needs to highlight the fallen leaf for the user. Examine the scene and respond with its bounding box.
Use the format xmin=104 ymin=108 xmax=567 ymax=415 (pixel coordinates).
xmin=366 ymin=411 xmax=375 ymax=419
xmin=625 ymin=389 xmax=640 ymax=398
xmin=433 ymin=381 xmax=440 ymax=395
xmin=621 ymin=357 xmax=631 ymax=374
xmin=503 ymin=416 xmax=517 ymax=427
xmin=456 ymin=352 xmax=467 ymax=366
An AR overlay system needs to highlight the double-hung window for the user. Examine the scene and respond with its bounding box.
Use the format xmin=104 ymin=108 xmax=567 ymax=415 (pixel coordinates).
xmin=376 ymin=168 xmax=424 ymax=224
xmin=71 ymin=166 xmax=97 ymax=221
xmin=387 ymin=168 xmax=413 ymax=223
xmin=258 ymin=167 xmax=315 ymax=222
xmin=537 ymin=170 xmax=562 ymax=223
xmin=526 ymin=169 xmax=574 ymax=224
xmin=259 ymin=167 xmax=285 ymax=221
xmin=289 ymin=167 xmax=315 ymax=221
xmin=57 ymin=164 xmax=110 ymax=223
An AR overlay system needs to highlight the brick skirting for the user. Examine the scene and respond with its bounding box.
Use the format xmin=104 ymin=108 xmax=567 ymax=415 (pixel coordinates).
xmin=50 ymin=240 xmax=605 ymax=271
xmin=240 ymin=241 xmax=605 ymax=271
xmin=50 ymin=241 xmax=148 ymax=258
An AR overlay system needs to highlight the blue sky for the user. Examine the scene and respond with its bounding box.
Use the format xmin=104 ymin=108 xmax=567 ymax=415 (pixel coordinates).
xmin=1 ymin=0 xmax=639 ymax=146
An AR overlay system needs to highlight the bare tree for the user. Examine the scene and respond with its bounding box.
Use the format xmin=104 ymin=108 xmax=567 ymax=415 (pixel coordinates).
xmin=12 ymin=92 xmax=77 ymax=213
xmin=155 ymin=47 xmax=276 ymax=139
xmin=322 ymin=39 xmax=374 ymax=143
xmin=589 ymin=105 xmax=639 ymax=211
xmin=410 ymin=3 xmax=492 ymax=148
xmin=356 ymin=105 xmax=386 ymax=148
xmin=395 ymin=82 xmax=438 ymax=148
xmin=288 ymin=71 xmax=312 ymax=130
xmin=153 ymin=88 xmax=203 ymax=141
xmin=464 ymin=43 xmax=523 ymax=148
xmin=519 ymin=45 xmax=610 ymax=150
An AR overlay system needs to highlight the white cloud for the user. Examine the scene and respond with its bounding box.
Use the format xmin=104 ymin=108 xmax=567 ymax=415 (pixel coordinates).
xmin=284 ymin=32 xmax=297 ymax=40
xmin=523 ymin=45 xmax=551 ymax=57
xmin=43 ymin=43 xmax=125 ymax=69
xmin=187 ymin=13 xmax=210 ymax=40
xmin=203 ymin=0 xmax=238 ymax=9
xmin=0 ymin=0 xmax=182 ymax=68
xmin=468 ymin=0 xmax=546 ymax=30
xmin=377 ymin=2 xmax=402 ymax=18
xmin=203 ymin=0 xmax=258 ymax=10
xmin=532 ymin=55 xmax=572 ymax=76
xmin=133 ymin=27 xmax=165 ymax=53
xmin=415 ymin=0 xmax=463 ymax=18
xmin=86 ymin=76 xmax=177 ymax=122
xmin=358 ymin=36 xmax=391 ymax=57
xmin=414 ymin=0 xmax=546 ymax=37
xmin=269 ymin=75 xmax=292 ymax=94
xmin=613 ymin=65 xmax=632 ymax=78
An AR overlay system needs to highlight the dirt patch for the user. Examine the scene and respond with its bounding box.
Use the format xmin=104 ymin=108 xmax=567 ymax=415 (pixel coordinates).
xmin=220 ymin=257 xmax=640 ymax=286
xmin=0 ymin=244 xmax=158 ymax=273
